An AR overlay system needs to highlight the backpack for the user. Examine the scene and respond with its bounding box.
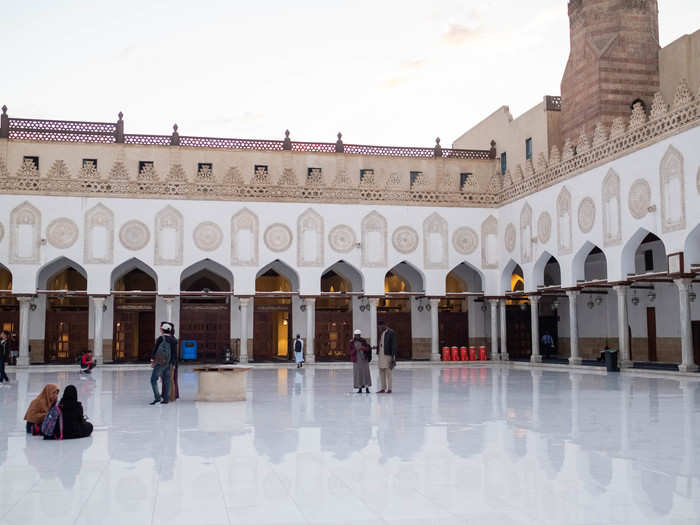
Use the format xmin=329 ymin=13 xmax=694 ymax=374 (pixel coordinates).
xmin=41 ymin=403 xmax=63 ymax=440
xmin=154 ymin=337 xmax=171 ymax=366
xmin=294 ymin=339 xmax=302 ymax=353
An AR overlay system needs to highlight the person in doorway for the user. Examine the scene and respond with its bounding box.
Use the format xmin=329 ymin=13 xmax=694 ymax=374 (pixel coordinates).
xmin=540 ymin=332 xmax=555 ymax=358
xmin=161 ymin=323 xmax=179 ymax=402
xmin=375 ymin=320 xmax=396 ymax=394
xmin=57 ymin=385 xmax=93 ymax=439
xmin=0 ymin=330 xmax=10 ymax=384
xmin=293 ymin=334 xmax=304 ymax=368
xmin=349 ymin=329 xmax=371 ymax=393
xmin=24 ymin=383 xmax=60 ymax=434
xmin=80 ymin=350 xmax=96 ymax=374
xmin=150 ymin=322 xmax=177 ymax=405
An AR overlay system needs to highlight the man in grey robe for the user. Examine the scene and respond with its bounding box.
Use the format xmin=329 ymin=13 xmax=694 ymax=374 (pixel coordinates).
xmin=349 ymin=329 xmax=371 ymax=393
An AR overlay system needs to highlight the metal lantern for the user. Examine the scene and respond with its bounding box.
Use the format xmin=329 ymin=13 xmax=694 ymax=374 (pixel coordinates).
xmin=689 ymin=286 xmax=697 ymax=302
xmin=594 ymin=296 xmax=602 ymax=306
xmin=587 ymin=300 xmax=594 ymax=309
xmin=647 ymin=290 xmax=656 ymax=303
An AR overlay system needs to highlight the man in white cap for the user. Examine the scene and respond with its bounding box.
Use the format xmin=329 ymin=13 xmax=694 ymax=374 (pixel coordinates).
xmin=348 ymin=329 xmax=371 ymax=393
xmin=149 ymin=322 xmax=177 ymax=405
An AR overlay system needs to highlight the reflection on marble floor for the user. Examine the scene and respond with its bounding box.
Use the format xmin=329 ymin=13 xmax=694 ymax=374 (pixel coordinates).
xmin=0 ymin=366 xmax=699 ymax=524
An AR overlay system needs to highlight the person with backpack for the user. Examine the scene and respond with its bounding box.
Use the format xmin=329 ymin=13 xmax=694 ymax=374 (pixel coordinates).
xmin=24 ymin=383 xmax=59 ymax=434
xmin=150 ymin=322 xmax=176 ymax=405
xmin=56 ymin=385 xmax=93 ymax=439
xmin=161 ymin=323 xmax=179 ymax=402
xmin=293 ymin=334 xmax=304 ymax=368
xmin=0 ymin=330 xmax=10 ymax=384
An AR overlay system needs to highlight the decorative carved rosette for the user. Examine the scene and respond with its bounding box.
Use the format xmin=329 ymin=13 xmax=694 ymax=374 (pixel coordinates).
xmin=264 ymin=223 xmax=293 ymax=252
xmin=47 ymin=218 xmax=79 ymax=249
xmin=193 ymin=222 xmax=223 ymax=251
xmin=119 ymin=220 xmax=150 ymax=251
xmin=451 ymin=227 xmax=478 ymax=255
xmin=392 ymin=226 xmax=419 ymax=254
xmin=537 ymin=212 xmax=552 ymax=244
xmin=627 ymin=180 xmax=651 ymax=219
xmin=504 ymin=223 xmax=516 ymax=253
xmin=328 ymin=225 xmax=356 ymax=253
xmin=577 ymin=197 xmax=596 ymax=233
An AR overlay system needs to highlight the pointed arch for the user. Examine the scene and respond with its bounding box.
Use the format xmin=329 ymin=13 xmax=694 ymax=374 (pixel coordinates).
xmin=297 ymin=208 xmax=324 ymax=267
xmin=110 ymin=258 xmax=158 ymax=290
xmin=621 ymin=227 xmax=667 ymax=276
xmin=385 ymin=261 xmax=424 ymax=293
xmin=601 ymin=169 xmax=621 ymax=246
xmin=256 ymin=259 xmax=299 ymax=292
xmin=572 ymin=242 xmax=608 ymax=282
xmin=37 ymin=256 xmax=87 ymax=290
xmin=423 ymin=212 xmax=448 ymax=269
xmin=180 ymin=259 xmax=233 ymax=292
xmin=84 ymin=202 xmax=114 ymax=264
xmin=684 ymin=223 xmax=700 ymax=267
xmin=501 ymin=259 xmax=524 ymax=293
xmin=361 ymin=211 xmax=387 ymax=268
xmin=533 ymin=251 xmax=561 ymax=287
xmin=520 ymin=202 xmax=533 ymax=263
xmin=322 ymin=260 xmax=364 ymax=292
xmin=659 ymin=144 xmax=686 ymax=233
xmin=447 ymin=261 xmax=484 ymax=293
xmin=0 ymin=263 xmax=12 ymax=290
xmin=480 ymin=214 xmax=498 ymax=269
xmin=155 ymin=205 xmax=184 ymax=266
xmin=557 ymin=187 xmax=572 ymax=255
xmin=10 ymin=201 xmax=41 ymax=264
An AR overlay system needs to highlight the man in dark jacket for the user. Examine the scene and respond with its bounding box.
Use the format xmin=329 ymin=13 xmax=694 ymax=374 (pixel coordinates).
xmin=0 ymin=330 xmax=10 ymax=383
xmin=150 ymin=322 xmax=177 ymax=405
xmin=375 ymin=320 xmax=397 ymax=393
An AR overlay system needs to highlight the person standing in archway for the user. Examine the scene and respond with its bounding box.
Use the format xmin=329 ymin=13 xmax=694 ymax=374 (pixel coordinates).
xmin=376 ymin=320 xmax=396 ymax=394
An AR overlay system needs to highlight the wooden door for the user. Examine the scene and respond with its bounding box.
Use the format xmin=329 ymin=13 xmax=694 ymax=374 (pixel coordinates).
xmin=646 ymin=307 xmax=657 ymax=361
xmin=315 ymin=311 xmax=352 ymax=361
xmin=0 ymin=305 xmax=19 ymax=363
xmin=138 ymin=311 xmax=156 ymax=361
xmin=179 ymin=304 xmax=230 ymax=363
xmin=539 ymin=315 xmax=558 ymax=357
xmin=506 ymin=306 xmax=532 ymax=359
xmin=253 ymin=311 xmax=274 ymax=361
xmin=113 ymin=310 xmax=137 ymax=362
xmin=45 ymin=310 xmax=89 ymax=363
xmin=438 ymin=312 xmax=468 ymax=349
xmin=692 ymin=321 xmax=700 ymax=366
xmin=378 ymin=312 xmax=412 ymax=360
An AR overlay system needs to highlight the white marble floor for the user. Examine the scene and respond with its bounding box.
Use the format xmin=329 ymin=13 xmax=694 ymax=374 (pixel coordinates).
xmin=0 ymin=365 xmax=699 ymax=525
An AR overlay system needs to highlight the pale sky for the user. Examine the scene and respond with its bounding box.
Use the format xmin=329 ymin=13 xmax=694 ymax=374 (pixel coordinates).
xmin=1 ymin=1 xmax=698 ymax=147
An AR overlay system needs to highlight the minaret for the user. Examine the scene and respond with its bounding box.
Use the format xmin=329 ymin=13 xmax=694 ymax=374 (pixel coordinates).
xmin=560 ymin=0 xmax=660 ymax=143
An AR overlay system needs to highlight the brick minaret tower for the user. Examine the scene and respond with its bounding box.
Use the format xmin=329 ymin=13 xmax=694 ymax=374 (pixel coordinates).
xmin=560 ymin=0 xmax=660 ymax=143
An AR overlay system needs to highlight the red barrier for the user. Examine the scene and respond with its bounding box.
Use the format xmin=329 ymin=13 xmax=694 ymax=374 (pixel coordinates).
xmin=460 ymin=346 xmax=468 ymax=361
xmin=479 ymin=346 xmax=487 ymax=361
xmin=442 ymin=346 xmax=451 ymax=361
xmin=451 ymin=346 xmax=459 ymax=361
xmin=469 ymin=346 xmax=477 ymax=361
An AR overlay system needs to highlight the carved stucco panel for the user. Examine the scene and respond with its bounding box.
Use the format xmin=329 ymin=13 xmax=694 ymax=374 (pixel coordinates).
xmin=423 ymin=212 xmax=448 ymax=269
xmin=231 ymin=208 xmax=259 ymax=266
xmin=264 ymin=223 xmax=293 ymax=253
xmin=361 ymin=211 xmax=387 ymax=268
xmin=297 ymin=208 xmax=324 ymax=267
xmin=628 ymin=179 xmax=652 ymax=219
xmin=119 ymin=220 xmax=150 ymax=251
xmin=328 ymin=225 xmax=356 ymax=253
xmin=537 ymin=212 xmax=552 ymax=244
xmin=577 ymin=197 xmax=596 ymax=234
xmin=602 ymin=169 xmax=621 ymax=246
xmin=452 ymin=227 xmax=478 ymax=255
xmin=193 ymin=221 xmax=223 ymax=252
xmin=659 ymin=145 xmax=686 ymax=233
xmin=519 ymin=203 xmax=532 ymax=263
xmin=47 ymin=218 xmax=79 ymax=249
xmin=504 ymin=223 xmax=516 ymax=253
xmin=84 ymin=203 xmax=114 ymax=264
xmin=392 ymin=226 xmax=419 ymax=254
xmin=480 ymin=215 xmax=498 ymax=269
xmin=9 ymin=201 xmax=41 ymax=264
xmin=154 ymin=205 xmax=183 ymax=266
xmin=557 ymin=187 xmax=572 ymax=255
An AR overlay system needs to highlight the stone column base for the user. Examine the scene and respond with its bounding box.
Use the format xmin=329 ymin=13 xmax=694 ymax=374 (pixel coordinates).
xmin=568 ymin=357 xmax=582 ymax=365
xmin=530 ymin=355 xmax=542 ymax=363
xmin=501 ymin=353 xmax=509 ymax=361
xmin=16 ymin=356 xmax=29 ymax=367
xmin=620 ymin=359 xmax=633 ymax=369
xmin=490 ymin=353 xmax=499 ymax=361
xmin=430 ymin=353 xmax=441 ymax=362
xmin=679 ymin=363 xmax=699 ymax=373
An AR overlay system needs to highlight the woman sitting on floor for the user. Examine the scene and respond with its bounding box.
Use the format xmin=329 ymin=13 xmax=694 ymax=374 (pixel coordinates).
xmin=24 ymin=383 xmax=59 ymax=435
xmin=57 ymin=385 xmax=93 ymax=439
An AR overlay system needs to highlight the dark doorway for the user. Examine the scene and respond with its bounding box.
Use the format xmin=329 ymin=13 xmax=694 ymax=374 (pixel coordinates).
xmin=316 ymin=306 xmax=352 ymax=361
xmin=378 ymin=309 xmax=412 ymax=360
xmin=114 ymin=306 xmax=156 ymax=362
xmin=646 ymin=307 xmax=657 ymax=361
xmin=539 ymin=315 xmax=558 ymax=358
xmin=506 ymin=304 xmax=532 ymax=359
xmin=0 ymin=297 xmax=19 ymax=364
xmin=692 ymin=321 xmax=700 ymax=365
xmin=45 ymin=307 xmax=89 ymax=363
xmin=179 ymin=303 xmax=230 ymax=362
xmin=253 ymin=299 xmax=292 ymax=361
xmin=439 ymin=311 xmax=468 ymax=348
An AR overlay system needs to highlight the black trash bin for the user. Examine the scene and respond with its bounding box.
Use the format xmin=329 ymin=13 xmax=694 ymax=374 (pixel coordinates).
xmin=604 ymin=349 xmax=618 ymax=372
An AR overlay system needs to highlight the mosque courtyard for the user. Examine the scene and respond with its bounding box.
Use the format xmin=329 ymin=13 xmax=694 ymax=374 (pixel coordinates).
xmin=0 ymin=365 xmax=698 ymax=525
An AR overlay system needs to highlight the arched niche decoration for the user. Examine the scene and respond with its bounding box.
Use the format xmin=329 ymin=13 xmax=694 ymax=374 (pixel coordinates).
xmin=602 ymin=169 xmax=621 ymax=246
xmin=361 ymin=211 xmax=387 ymax=268
xmin=423 ymin=212 xmax=448 ymax=269
xmin=231 ymin=208 xmax=259 ymax=266
xmin=297 ymin=208 xmax=324 ymax=267
xmin=154 ymin=205 xmax=183 ymax=266
xmin=84 ymin=203 xmax=114 ymax=264
xmin=659 ymin=145 xmax=686 ymax=233
xmin=557 ymin=187 xmax=572 ymax=255
xmin=10 ymin=201 xmax=41 ymax=264
xmin=480 ymin=215 xmax=498 ymax=269
xmin=520 ymin=202 xmax=533 ymax=264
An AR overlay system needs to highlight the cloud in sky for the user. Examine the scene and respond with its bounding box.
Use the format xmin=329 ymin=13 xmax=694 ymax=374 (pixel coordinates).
xmin=441 ymin=23 xmax=482 ymax=45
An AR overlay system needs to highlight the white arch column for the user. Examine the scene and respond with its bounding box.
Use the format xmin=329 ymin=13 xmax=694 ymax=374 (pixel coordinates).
xmin=614 ymin=285 xmax=631 ymax=368
xmin=529 ymin=295 xmax=541 ymax=363
xmin=239 ymin=297 xmax=250 ymax=364
xmin=499 ymin=299 xmax=508 ymax=360
xmin=16 ymin=296 xmax=31 ymax=367
xmin=369 ymin=297 xmax=379 ymax=347
xmin=429 ymin=298 xmax=441 ymax=361
xmin=566 ymin=290 xmax=581 ymax=365
xmin=675 ymin=278 xmax=698 ymax=372
xmin=91 ymin=296 xmax=106 ymax=365
xmin=305 ymin=298 xmax=316 ymax=364
xmin=489 ymin=299 xmax=499 ymax=360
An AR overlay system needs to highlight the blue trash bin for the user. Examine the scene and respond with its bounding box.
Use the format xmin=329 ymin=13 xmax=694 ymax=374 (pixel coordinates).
xmin=182 ymin=340 xmax=197 ymax=360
